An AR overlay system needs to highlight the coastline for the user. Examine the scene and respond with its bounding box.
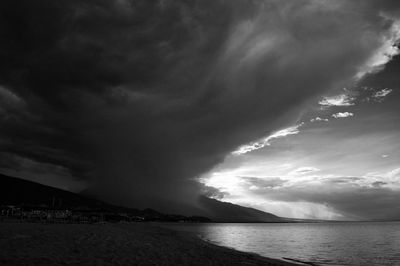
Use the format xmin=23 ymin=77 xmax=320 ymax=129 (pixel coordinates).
xmin=0 ymin=222 xmax=301 ymax=265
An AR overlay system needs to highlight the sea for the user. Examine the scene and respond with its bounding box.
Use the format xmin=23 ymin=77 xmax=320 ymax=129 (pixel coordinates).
xmin=163 ymin=222 xmax=400 ymax=266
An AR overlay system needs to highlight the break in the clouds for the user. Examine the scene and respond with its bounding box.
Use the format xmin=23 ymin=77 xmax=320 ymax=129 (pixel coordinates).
xmin=1 ymin=0 xmax=400 ymax=216
xmin=202 ymin=64 xmax=400 ymax=220
xmin=332 ymin=112 xmax=354 ymax=119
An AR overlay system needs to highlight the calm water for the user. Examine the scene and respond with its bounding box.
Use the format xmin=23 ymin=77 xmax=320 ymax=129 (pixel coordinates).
xmin=163 ymin=222 xmax=400 ymax=266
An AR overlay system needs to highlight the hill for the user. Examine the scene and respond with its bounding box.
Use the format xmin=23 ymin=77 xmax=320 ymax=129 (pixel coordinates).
xmin=0 ymin=173 xmax=287 ymax=222
xmin=198 ymin=196 xmax=285 ymax=222
xmin=0 ymin=174 xmax=106 ymax=209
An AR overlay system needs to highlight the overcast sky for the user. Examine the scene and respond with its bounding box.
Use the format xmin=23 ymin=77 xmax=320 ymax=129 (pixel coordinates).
xmin=1 ymin=0 xmax=400 ymax=219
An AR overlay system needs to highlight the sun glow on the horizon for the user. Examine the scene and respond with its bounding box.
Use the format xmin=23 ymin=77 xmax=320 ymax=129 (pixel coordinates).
xmin=202 ymin=85 xmax=400 ymax=221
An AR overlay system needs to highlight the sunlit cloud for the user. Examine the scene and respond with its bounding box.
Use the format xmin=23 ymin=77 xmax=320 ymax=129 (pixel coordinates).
xmin=319 ymin=94 xmax=355 ymax=107
xmin=310 ymin=117 xmax=329 ymax=122
xmin=373 ymin=88 xmax=393 ymax=102
xmin=232 ymin=123 xmax=304 ymax=155
xmin=386 ymin=168 xmax=400 ymax=181
xmin=363 ymin=167 xmax=400 ymax=187
xmin=332 ymin=112 xmax=354 ymax=119
xmin=356 ymin=20 xmax=400 ymax=79
xmin=361 ymin=86 xmax=394 ymax=102
xmin=374 ymin=88 xmax=393 ymax=98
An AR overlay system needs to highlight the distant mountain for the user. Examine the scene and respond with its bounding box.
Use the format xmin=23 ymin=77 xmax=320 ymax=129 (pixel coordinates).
xmin=0 ymin=173 xmax=288 ymax=222
xmin=198 ymin=196 xmax=285 ymax=222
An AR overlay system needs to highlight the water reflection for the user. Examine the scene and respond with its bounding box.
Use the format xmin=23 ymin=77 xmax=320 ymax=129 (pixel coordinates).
xmin=164 ymin=222 xmax=400 ymax=266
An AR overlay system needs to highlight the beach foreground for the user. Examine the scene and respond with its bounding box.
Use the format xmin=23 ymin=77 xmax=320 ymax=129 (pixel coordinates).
xmin=0 ymin=223 xmax=300 ymax=266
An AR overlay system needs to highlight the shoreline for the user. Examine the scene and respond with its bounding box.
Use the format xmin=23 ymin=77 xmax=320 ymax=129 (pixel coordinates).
xmin=158 ymin=225 xmax=302 ymax=266
xmin=0 ymin=222 xmax=302 ymax=265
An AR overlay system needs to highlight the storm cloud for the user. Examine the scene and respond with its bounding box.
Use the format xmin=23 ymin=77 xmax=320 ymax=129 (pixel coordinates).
xmin=1 ymin=0 xmax=400 ymax=213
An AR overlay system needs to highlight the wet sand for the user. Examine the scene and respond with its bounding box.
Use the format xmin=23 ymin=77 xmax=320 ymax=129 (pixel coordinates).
xmin=0 ymin=223 xmax=300 ymax=265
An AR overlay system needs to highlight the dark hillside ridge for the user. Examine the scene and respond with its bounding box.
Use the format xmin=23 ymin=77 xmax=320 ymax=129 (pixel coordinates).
xmin=0 ymin=173 xmax=292 ymax=223
xmin=0 ymin=174 xmax=107 ymax=209
xmin=198 ymin=196 xmax=285 ymax=222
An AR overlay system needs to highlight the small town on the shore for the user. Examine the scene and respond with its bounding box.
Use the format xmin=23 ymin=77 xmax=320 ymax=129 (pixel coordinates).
xmin=0 ymin=197 xmax=211 ymax=224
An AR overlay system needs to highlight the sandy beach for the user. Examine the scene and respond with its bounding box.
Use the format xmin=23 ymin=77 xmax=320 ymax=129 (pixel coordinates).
xmin=0 ymin=222 xmax=300 ymax=266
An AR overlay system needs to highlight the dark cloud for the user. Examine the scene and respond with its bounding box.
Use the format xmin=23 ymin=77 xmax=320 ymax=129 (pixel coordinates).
xmin=372 ymin=181 xmax=387 ymax=187
xmin=1 ymin=0 xmax=400 ymax=213
xmin=324 ymin=177 xmax=363 ymax=184
xmin=241 ymin=177 xmax=287 ymax=189
xmin=201 ymin=186 xmax=230 ymax=200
